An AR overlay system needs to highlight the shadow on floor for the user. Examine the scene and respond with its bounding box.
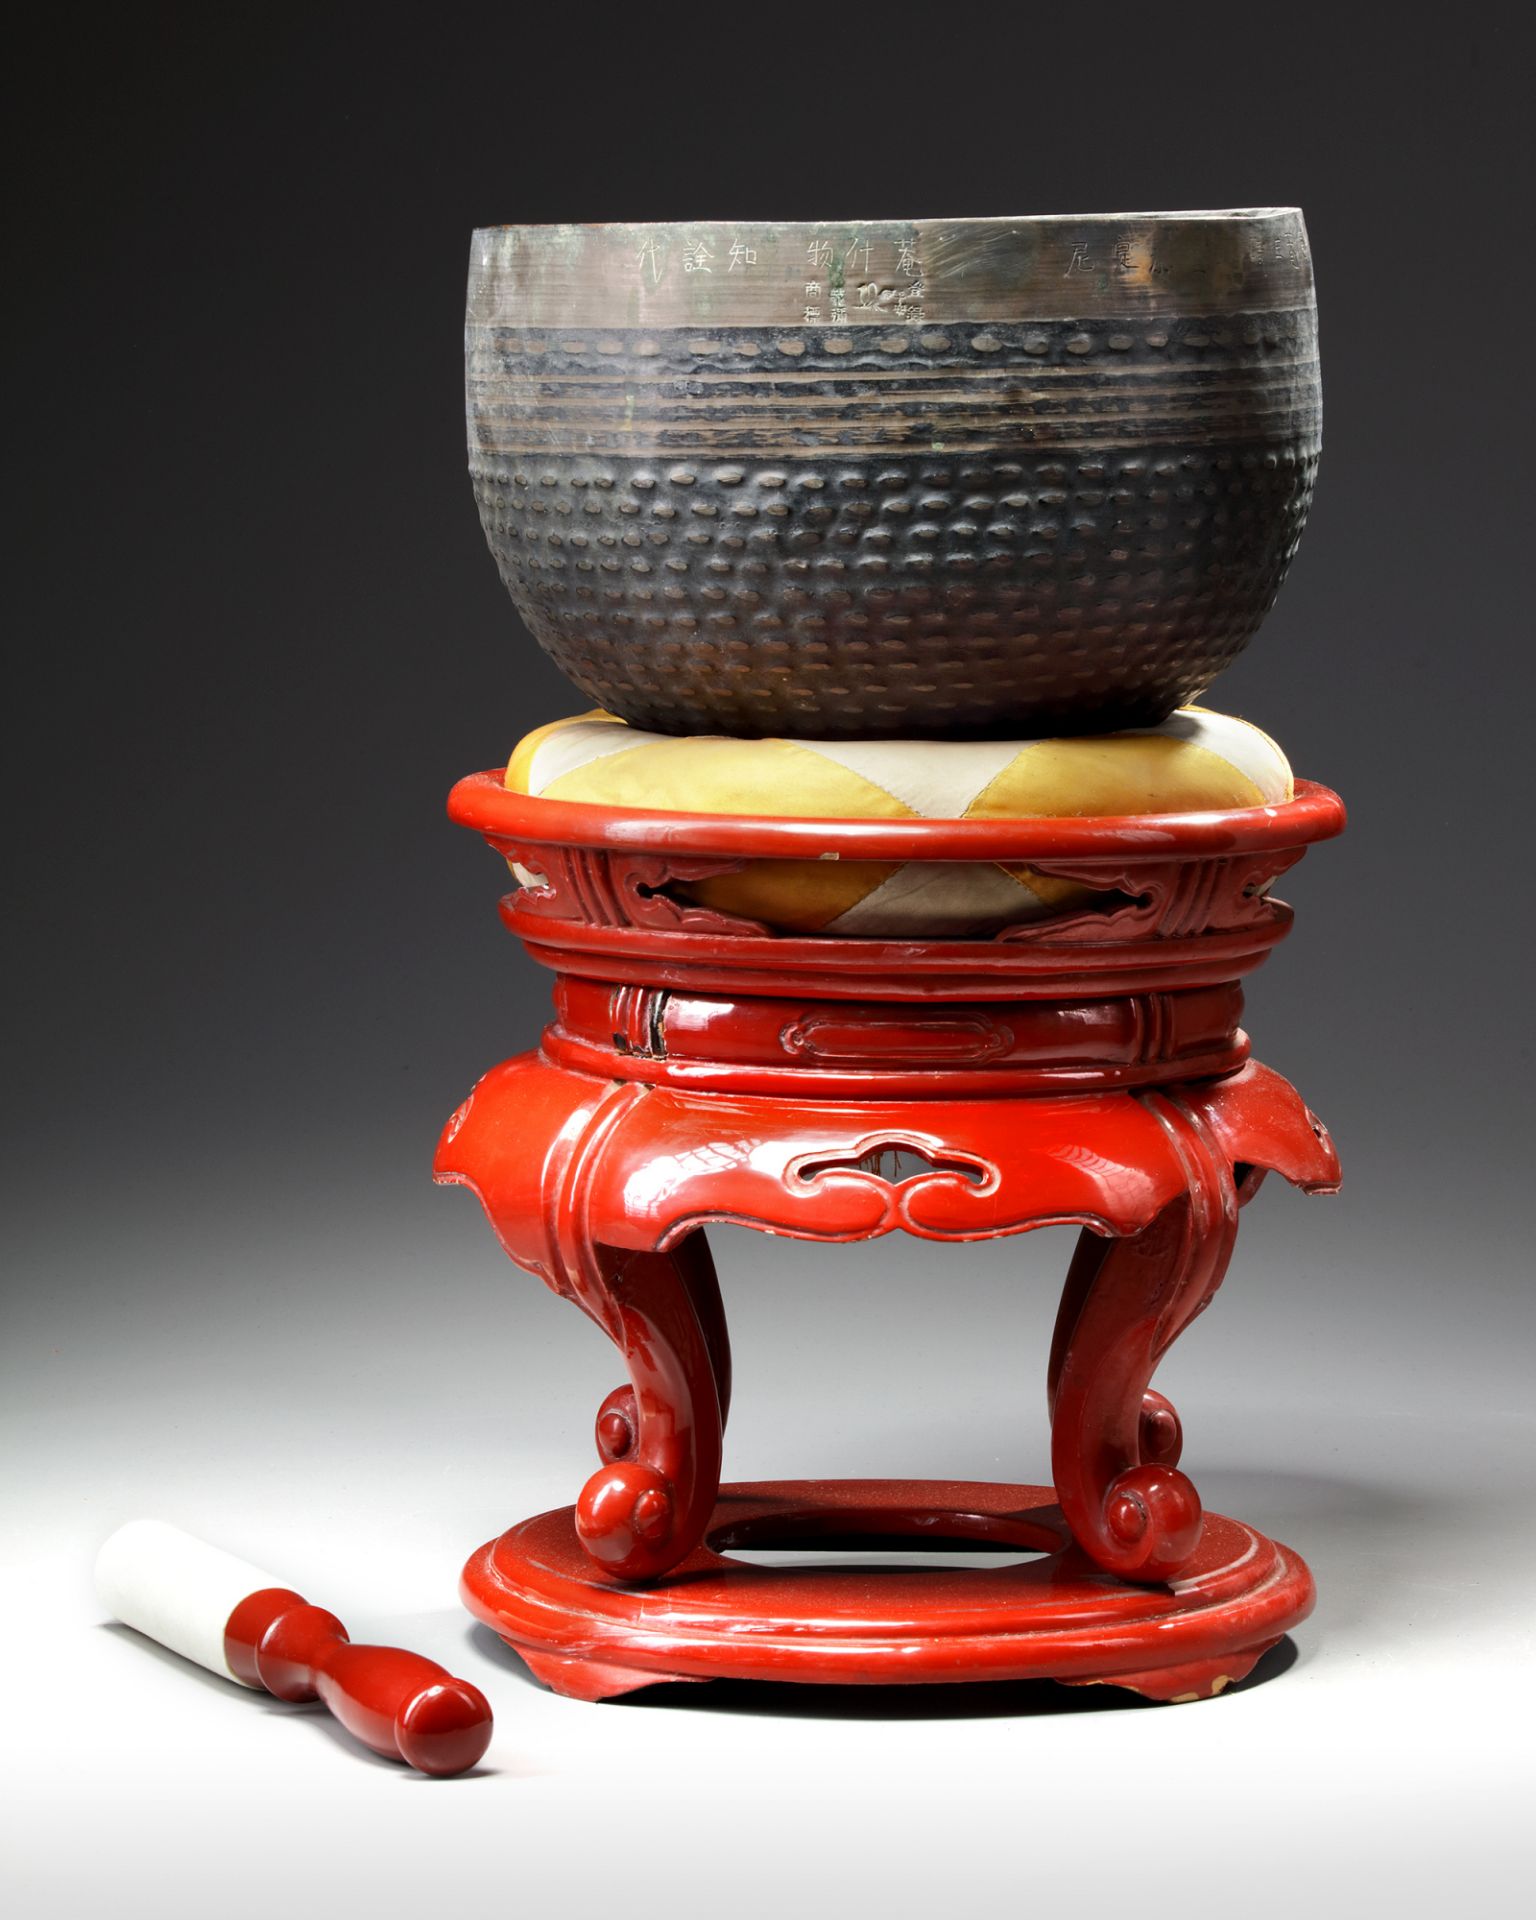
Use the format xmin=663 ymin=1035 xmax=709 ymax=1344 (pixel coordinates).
xmin=468 ymin=1616 xmax=1298 ymax=1723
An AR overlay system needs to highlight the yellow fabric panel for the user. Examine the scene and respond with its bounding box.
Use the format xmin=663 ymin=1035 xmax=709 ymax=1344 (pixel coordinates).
xmin=540 ymin=735 xmax=917 ymax=822
xmin=981 ymin=734 xmax=1267 ymax=912
xmin=966 ymin=734 xmax=1265 ymax=821
xmin=687 ymin=860 xmax=898 ymax=934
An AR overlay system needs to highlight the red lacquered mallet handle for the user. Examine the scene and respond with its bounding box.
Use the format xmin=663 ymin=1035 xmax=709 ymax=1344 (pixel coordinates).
xmin=224 ymin=1587 xmax=492 ymax=1776
xmin=96 ymin=1521 xmax=492 ymax=1776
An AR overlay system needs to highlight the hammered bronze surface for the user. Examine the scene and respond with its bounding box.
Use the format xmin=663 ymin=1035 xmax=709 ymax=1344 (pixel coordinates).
xmin=467 ymin=212 xmax=1321 ymax=738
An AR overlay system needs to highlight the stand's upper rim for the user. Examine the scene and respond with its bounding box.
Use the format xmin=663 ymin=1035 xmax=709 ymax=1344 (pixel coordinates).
xmin=449 ymin=772 xmax=1346 ymax=861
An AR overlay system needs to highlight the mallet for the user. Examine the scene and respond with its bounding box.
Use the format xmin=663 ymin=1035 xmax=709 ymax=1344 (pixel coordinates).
xmin=96 ymin=1520 xmax=493 ymax=1775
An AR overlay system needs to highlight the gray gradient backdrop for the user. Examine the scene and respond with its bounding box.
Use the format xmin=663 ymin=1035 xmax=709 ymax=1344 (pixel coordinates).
xmin=5 ymin=10 xmax=1533 ymax=1917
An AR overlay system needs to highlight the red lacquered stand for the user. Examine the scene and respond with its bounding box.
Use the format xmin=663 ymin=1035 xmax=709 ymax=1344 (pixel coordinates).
xmin=437 ymin=775 xmax=1344 ymax=1704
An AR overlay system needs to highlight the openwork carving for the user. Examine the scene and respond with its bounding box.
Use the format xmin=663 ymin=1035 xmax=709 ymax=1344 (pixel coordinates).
xmin=1000 ymin=846 xmax=1306 ymax=946
xmin=487 ymin=837 xmax=770 ymax=937
xmin=497 ymin=837 xmax=1308 ymax=949
xmin=794 ymin=1141 xmax=992 ymax=1189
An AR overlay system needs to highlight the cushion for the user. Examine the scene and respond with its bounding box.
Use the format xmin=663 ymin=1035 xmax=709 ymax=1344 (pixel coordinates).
xmin=505 ymin=708 xmax=1292 ymax=938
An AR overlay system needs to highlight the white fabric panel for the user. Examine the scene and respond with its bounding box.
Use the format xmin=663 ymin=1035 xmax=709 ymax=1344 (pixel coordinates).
xmin=826 ymin=861 xmax=1046 ymax=936
xmin=527 ymin=719 xmax=638 ymax=792
xmin=791 ymin=736 xmax=1027 ymax=817
xmin=95 ymin=1520 xmax=283 ymax=1686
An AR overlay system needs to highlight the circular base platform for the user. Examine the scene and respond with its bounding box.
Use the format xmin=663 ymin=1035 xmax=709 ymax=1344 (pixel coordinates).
xmin=463 ymin=1480 xmax=1314 ymax=1704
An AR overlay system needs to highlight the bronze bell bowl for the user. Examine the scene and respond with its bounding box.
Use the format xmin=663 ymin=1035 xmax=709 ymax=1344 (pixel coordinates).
xmin=467 ymin=211 xmax=1320 ymax=739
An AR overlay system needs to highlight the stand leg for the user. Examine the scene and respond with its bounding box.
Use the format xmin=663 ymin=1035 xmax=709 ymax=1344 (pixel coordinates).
xmin=1046 ymin=1096 xmax=1239 ymax=1582
xmin=680 ymin=1230 xmax=734 ymax=1432
xmin=1049 ymin=1235 xmax=1187 ymax=1470
xmin=596 ymin=1229 xmax=731 ymax=1465
xmin=573 ymin=1237 xmax=725 ymax=1583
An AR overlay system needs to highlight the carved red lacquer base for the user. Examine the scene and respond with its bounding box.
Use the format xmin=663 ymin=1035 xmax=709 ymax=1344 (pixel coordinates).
xmin=462 ymin=1474 xmax=1313 ymax=1704
xmin=437 ymin=775 xmax=1344 ymax=1703
xmin=462 ymin=1480 xmax=1313 ymax=1703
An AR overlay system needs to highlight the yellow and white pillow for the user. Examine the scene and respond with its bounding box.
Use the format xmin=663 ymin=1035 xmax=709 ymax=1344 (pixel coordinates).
xmin=506 ymin=708 xmax=1292 ymax=937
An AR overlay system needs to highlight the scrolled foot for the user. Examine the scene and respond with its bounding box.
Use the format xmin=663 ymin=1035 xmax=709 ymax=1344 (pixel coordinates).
xmin=594 ymin=1385 xmax=638 ymax=1463
xmin=1139 ymin=1389 xmax=1183 ymax=1467
xmin=575 ymin=1462 xmax=676 ymax=1581
xmin=1101 ymin=1464 xmax=1203 ymax=1581
xmin=564 ymin=1241 xmax=725 ymax=1584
